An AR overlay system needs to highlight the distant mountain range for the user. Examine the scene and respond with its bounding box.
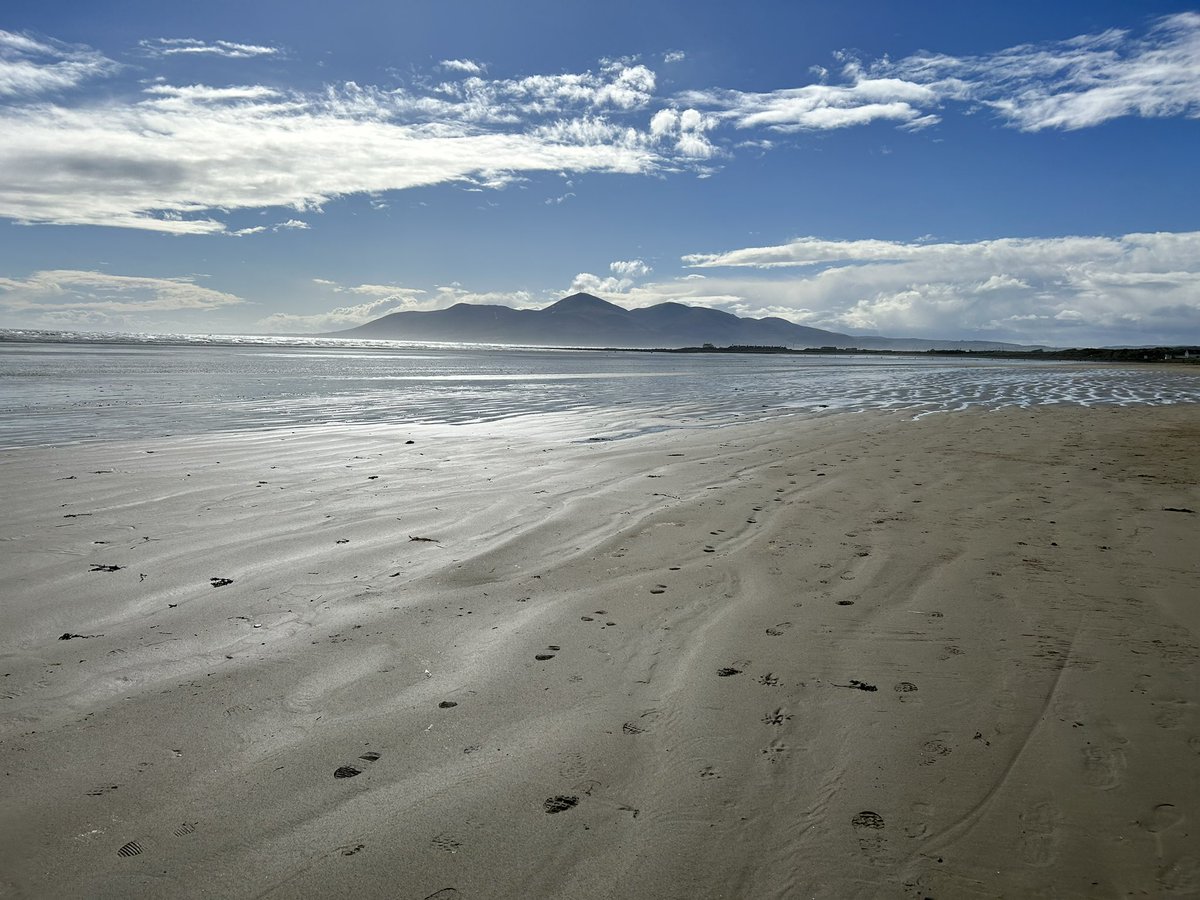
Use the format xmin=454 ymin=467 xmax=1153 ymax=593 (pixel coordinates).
xmin=328 ymin=292 xmax=1030 ymax=351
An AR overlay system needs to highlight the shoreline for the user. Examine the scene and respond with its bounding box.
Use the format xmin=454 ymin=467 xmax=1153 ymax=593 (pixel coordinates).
xmin=1 ymin=405 xmax=1197 ymax=898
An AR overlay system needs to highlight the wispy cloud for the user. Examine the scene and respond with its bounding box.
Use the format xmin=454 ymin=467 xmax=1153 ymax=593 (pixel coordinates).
xmin=439 ymin=58 xmax=484 ymax=74
xmin=2 ymin=16 xmax=1198 ymax=236
xmin=0 ymin=53 xmax=672 ymax=234
xmin=231 ymin=218 xmax=311 ymax=237
xmin=0 ymin=76 xmax=661 ymax=234
xmin=672 ymin=230 xmax=1200 ymax=344
xmin=252 ymin=230 xmax=1200 ymax=343
xmin=682 ymin=13 xmax=1200 ymax=133
xmin=0 ymin=29 xmax=117 ymax=97
xmin=681 ymin=75 xmax=940 ymax=133
xmin=259 ymin=280 xmax=540 ymax=331
xmin=0 ymin=269 xmax=243 ymax=328
xmin=881 ymin=11 xmax=1200 ymax=130
xmin=139 ymin=38 xmax=283 ymax=59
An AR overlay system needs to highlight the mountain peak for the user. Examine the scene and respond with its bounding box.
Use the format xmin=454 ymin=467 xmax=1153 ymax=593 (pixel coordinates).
xmin=546 ymin=292 xmax=624 ymax=311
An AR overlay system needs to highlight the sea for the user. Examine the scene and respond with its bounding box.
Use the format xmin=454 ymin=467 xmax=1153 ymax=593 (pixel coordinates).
xmin=2 ymin=331 xmax=1199 ymax=449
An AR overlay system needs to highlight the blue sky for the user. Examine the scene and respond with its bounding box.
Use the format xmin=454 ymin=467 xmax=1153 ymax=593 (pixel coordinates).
xmin=1 ymin=0 xmax=1198 ymax=345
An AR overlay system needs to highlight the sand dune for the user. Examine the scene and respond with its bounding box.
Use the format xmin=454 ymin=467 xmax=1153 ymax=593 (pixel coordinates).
xmin=1 ymin=405 xmax=1197 ymax=898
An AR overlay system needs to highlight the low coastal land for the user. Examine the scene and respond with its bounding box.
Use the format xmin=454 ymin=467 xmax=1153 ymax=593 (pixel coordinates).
xmin=1 ymin=405 xmax=1197 ymax=898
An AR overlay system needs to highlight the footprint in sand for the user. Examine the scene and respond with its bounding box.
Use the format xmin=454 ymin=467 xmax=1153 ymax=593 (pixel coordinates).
xmin=760 ymin=740 xmax=788 ymax=763
xmin=1081 ymin=745 xmax=1126 ymax=789
xmin=543 ymin=795 xmax=579 ymax=814
xmin=431 ymin=833 xmax=462 ymax=853
xmin=852 ymin=811 xmax=885 ymax=829
xmin=1142 ymin=803 xmax=1185 ymax=834
xmin=622 ymin=709 xmax=661 ymax=735
xmin=851 ymin=810 xmax=889 ymax=864
xmin=765 ymin=622 xmax=791 ymax=636
xmin=1159 ymin=857 xmax=1200 ymax=896
xmin=557 ymin=752 xmax=588 ymax=779
xmin=920 ymin=738 xmax=952 ymax=765
xmin=758 ymin=673 xmax=780 ymax=686
xmin=334 ymin=752 xmax=380 ymax=779
xmin=1018 ymin=802 xmax=1062 ymax=867
xmin=904 ymin=803 xmax=932 ymax=838
xmin=762 ymin=708 xmax=792 ymax=726
xmin=1153 ymin=699 xmax=1194 ymax=730
xmin=699 ymin=766 xmax=722 ymax=779
xmin=116 ymin=840 xmax=143 ymax=858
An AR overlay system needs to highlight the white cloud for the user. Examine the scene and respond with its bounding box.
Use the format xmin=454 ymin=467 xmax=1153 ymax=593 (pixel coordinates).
xmin=0 ymin=269 xmax=243 ymax=328
xmin=568 ymin=272 xmax=635 ymax=296
xmin=5 ymin=17 xmax=1199 ymax=239
xmin=880 ymin=11 xmax=1200 ymax=130
xmin=230 ymin=218 xmax=311 ymax=237
xmin=261 ymin=280 xmax=542 ymax=332
xmin=0 ymin=49 xmax=684 ymax=234
xmin=673 ymin=230 xmax=1200 ymax=345
xmin=0 ymin=78 xmax=662 ymax=233
xmin=683 ymin=77 xmax=940 ymax=133
xmin=663 ymin=51 xmax=686 ymax=64
xmin=610 ymin=258 xmax=652 ymax=277
xmin=139 ymin=38 xmax=283 ymax=59
xmin=647 ymin=105 xmax=719 ymax=156
xmin=0 ymin=29 xmax=117 ymax=97
xmin=677 ymin=13 xmax=1200 ymax=134
xmin=439 ymin=58 xmax=484 ymax=74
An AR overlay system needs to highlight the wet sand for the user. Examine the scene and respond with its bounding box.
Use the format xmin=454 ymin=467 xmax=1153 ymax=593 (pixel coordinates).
xmin=1 ymin=405 xmax=1197 ymax=899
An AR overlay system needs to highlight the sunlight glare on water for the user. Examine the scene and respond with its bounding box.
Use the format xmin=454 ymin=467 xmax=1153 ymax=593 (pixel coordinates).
xmin=1 ymin=336 xmax=1198 ymax=448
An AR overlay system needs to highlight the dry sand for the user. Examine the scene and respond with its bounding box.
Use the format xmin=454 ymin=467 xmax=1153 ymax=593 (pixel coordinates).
xmin=1 ymin=405 xmax=1197 ymax=899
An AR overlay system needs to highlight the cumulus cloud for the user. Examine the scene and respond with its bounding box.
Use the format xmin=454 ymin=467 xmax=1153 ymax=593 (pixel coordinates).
xmin=675 ymin=231 xmax=1200 ymax=345
xmin=568 ymin=258 xmax=655 ymax=296
xmin=139 ymin=38 xmax=283 ymax=59
xmin=648 ymin=106 xmax=719 ymax=156
xmin=0 ymin=29 xmax=117 ymax=97
xmin=610 ymin=258 xmax=652 ymax=277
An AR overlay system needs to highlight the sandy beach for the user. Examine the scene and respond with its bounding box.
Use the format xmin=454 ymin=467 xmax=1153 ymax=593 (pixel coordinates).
xmin=1 ymin=404 xmax=1197 ymax=899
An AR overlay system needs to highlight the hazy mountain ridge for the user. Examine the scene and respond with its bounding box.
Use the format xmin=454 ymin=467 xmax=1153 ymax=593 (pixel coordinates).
xmin=329 ymin=292 xmax=1031 ymax=351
